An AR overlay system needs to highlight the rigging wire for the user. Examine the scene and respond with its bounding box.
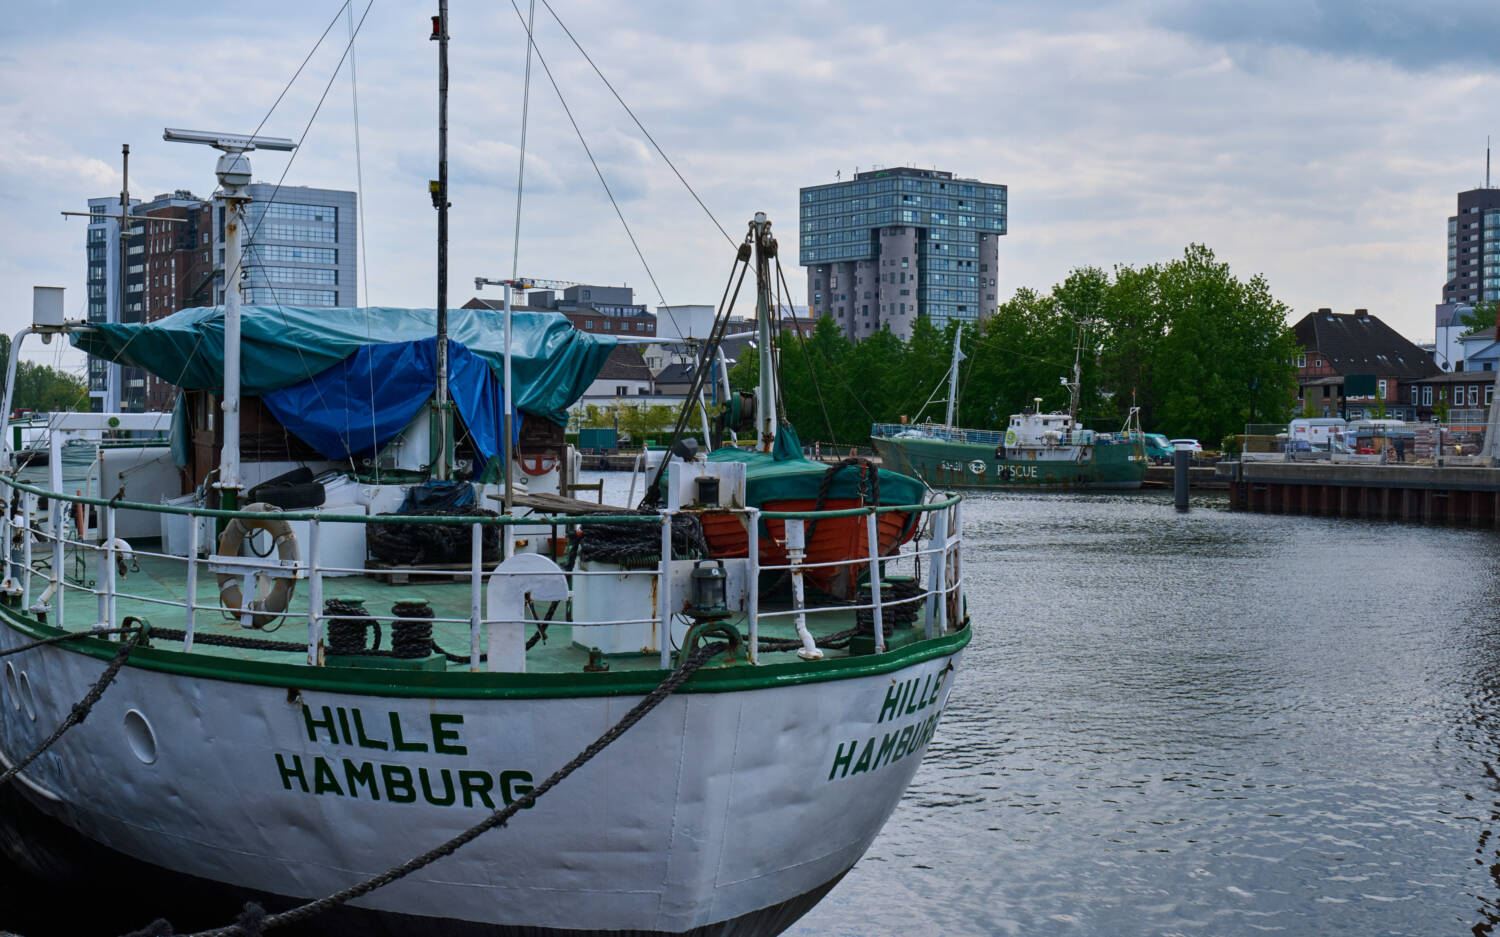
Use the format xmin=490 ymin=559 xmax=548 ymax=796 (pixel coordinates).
xmin=504 ymin=1 xmax=684 ymax=340
xmin=510 ymin=0 xmax=537 ymax=281
xmin=538 ymin=0 xmax=735 ymax=248
xmin=347 ymin=3 xmax=379 ymax=471
xmin=769 ymin=264 xmax=877 ymax=430
xmin=54 ymin=1 xmax=358 ymax=465
xmin=771 ymin=260 xmax=835 ymax=442
xmin=233 ymin=0 xmax=377 ymax=476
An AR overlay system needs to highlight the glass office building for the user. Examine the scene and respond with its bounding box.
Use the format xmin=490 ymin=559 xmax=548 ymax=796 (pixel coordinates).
xmin=799 ymin=167 xmax=1006 ymax=340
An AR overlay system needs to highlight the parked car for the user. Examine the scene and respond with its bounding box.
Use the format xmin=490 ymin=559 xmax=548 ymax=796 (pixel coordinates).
xmin=1143 ymin=433 xmax=1174 ymax=464
xmin=1168 ymin=438 xmax=1203 ymax=452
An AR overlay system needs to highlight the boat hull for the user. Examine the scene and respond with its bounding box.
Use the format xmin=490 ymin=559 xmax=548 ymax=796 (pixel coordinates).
xmin=871 ymin=435 xmax=1146 ymax=490
xmin=0 ymin=615 xmax=966 ymax=935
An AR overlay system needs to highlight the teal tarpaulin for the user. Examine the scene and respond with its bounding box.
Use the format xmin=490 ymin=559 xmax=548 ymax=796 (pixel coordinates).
xmin=71 ymin=305 xmax=616 ymax=423
xmin=704 ymin=425 xmax=927 ymax=507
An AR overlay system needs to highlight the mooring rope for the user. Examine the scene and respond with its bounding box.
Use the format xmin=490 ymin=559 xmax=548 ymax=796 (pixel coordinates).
xmin=0 ymin=623 xmax=141 ymax=658
xmin=0 ymin=621 xmax=145 ymax=789
xmin=150 ymin=641 xmax=730 ymax=937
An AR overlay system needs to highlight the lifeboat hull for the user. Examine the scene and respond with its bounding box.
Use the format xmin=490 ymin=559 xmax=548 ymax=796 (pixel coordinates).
xmin=699 ymin=498 xmax=915 ymax=598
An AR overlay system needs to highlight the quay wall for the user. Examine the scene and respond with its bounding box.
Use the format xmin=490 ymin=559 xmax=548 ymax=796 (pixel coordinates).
xmin=1220 ymin=460 xmax=1500 ymax=526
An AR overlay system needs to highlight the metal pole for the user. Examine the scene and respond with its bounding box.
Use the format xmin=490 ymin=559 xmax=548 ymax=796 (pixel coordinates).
xmin=0 ymin=328 xmax=35 ymax=469
xmin=307 ymin=518 xmax=322 ymax=666
xmin=746 ymin=507 xmax=759 ymax=665
xmin=502 ymin=281 xmax=515 ymax=513
xmin=753 ymin=214 xmax=776 ymax=452
xmin=110 ymin=144 xmax=129 ymax=414
xmin=1174 ymin=446 xmax=1190 ymax=511
xmin=220 ymin=191 xmax=245 ymax=506
xmin=470 ymin=522 xmax=482 ymax=671
xmin=433 ymin=0 xmax=451 ymax=481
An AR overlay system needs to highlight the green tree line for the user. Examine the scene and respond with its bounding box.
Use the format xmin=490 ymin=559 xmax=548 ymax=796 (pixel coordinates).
xmin=0 ymin=334 xmax=88 ymax=414
xmin=730 ymin=244 xmax=1299 ymax=446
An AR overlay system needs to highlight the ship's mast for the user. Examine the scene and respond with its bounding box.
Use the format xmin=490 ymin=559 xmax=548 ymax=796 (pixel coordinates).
xmin=752 ymin=213 xmax=778 ymax=451
xmin=163 ymin=129 xmax=296 ymax=508
xmin=431 ymin=3 xmax=452 ymax=480
xmin=944 ymin=328 xmax=964 ymax=427
xmin=1066 ymin=318 xmax=1090 ymax=423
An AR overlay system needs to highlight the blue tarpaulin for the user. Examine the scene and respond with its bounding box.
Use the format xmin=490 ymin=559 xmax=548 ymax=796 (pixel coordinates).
xmin=260 ymin=338 xmax=516 ymax=472
xmin=71 ymin=305 xmax=616 ymax=422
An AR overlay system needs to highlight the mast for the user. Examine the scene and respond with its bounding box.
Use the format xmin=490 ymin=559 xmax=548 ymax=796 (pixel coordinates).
xmin=163 ymin=129 xmax=296 ymax=509
xmin=431 ymin=3 xmax=452 ymax=480
xmin=753 ymin=213 xmax=778 ymax=452
xmin=1067 ymin=318 xmax=1088 ymax=423
xmin=945 ymin=328 xmax=964 ymax=427
xmin=110 ymin=144 xmax=129 ymax=414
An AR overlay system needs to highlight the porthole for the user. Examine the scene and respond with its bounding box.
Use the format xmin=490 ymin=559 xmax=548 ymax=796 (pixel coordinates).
xmin=3 ymin=662 xmax=17 ymax=711
xmin=17 ymin=671 xmax=36 ymax=721
xmin=123 ymin=709 xmax=158 ymax=765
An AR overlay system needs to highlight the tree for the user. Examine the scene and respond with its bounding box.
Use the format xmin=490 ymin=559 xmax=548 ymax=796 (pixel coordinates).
xmin=1096 ymin=245 xmax=1298 ymax=442
xmin=1461 ymin=300 xmax=1497 ymax=336
xmin=0 ymin=333 xmax=88 ymax=413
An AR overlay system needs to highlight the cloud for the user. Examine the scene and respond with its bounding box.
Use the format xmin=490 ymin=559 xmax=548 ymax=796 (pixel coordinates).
xmin=1 ymin=0 xmax=1497 ymax=365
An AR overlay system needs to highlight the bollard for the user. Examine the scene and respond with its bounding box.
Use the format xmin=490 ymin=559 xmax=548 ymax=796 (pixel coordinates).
xmin=1174 ymin=447 xmax=1190 ymax=511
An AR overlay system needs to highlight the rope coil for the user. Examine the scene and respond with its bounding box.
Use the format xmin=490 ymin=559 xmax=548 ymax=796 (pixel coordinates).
xmin=324 ymin=598 xmax=379 ymax=655
xmin=389 ymin=601 xmax=434 ymax=659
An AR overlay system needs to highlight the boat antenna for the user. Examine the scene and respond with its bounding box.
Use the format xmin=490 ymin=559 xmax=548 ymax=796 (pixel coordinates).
xmin=163 ymin=128 xmax=297 ymax=509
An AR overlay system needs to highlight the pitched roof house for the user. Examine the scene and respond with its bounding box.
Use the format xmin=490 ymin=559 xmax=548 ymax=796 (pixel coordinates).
xmin=1292 ymin=308 xmax=1437 ymax=420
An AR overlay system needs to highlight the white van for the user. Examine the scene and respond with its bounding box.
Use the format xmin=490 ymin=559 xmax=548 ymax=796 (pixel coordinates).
xmin=1288 ymin=417 xmax=1346 ymax=450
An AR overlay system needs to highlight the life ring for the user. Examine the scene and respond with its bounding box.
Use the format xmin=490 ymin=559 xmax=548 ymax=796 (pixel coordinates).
xmin=519 ymin=452 xmax=559 ymax=477
xmin=217 ymin=502 xmax=299 ymax=629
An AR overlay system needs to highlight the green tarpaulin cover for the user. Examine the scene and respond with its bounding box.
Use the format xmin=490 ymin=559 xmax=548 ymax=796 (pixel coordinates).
xmin=71 ymin=305 xmax=616 ymax=422
xmin=706 ymin=425 xmax=927 ymax=507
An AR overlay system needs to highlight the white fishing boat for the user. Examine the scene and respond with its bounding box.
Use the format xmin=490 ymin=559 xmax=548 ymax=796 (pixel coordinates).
xmin=0 ymin=9 xmax=969 ymax=935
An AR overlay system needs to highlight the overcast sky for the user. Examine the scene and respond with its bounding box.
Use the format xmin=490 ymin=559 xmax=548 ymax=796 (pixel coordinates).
xmin=2 ymin=0 xmax=1496 ymax=374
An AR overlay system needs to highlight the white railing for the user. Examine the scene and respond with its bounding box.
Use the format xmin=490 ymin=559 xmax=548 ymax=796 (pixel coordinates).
xmin=0 ymin=477 xmax=965 ymax=671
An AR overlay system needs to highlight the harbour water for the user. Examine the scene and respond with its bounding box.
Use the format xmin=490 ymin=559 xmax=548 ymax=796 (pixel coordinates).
xmin=793 ymin=488 xmax=1500 ymax=937
xmin=4 ymin=478 xmax=1499 ymax=935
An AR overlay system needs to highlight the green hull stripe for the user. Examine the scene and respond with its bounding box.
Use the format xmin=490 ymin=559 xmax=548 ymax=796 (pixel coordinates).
xmin=0 ymin=606 xmax=970 ymax=700
xmin=872 ymin=436 xmax=1145 ymax=489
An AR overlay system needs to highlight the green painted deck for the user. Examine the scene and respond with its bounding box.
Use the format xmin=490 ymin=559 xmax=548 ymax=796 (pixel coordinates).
xmin=31 ymin=539 xmax=914 ymax=674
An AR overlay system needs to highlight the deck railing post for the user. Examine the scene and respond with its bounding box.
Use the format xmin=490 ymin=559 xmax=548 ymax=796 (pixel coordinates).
xmin=185 ymin=511 xmax=199 ymax=652
xmin=307 ymin=518 xmax=322 ymax=666
xmin=21 ymin=493 xmax=32 ymax=609
xmin=866 ymin=509 xmax=885 ymax=653
xmin=49 ymin=493 xmax=62 ymax=626
xmin=0 ymin=481 xmax=9 ymax=591
xmin=659 ymin=512 xmax=673 ymax=669
xmin=747 ymin=507 xmax=760 ymax=665
xmin=469 ymin=521 xmax=482 ymax=672
xmin=785 ymin=518 xmax=822 ymax=660
xmin=102 ymin=504 xmax=117 ymax=630
xmin=926 ymin=505 xmax=949 ymax=639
